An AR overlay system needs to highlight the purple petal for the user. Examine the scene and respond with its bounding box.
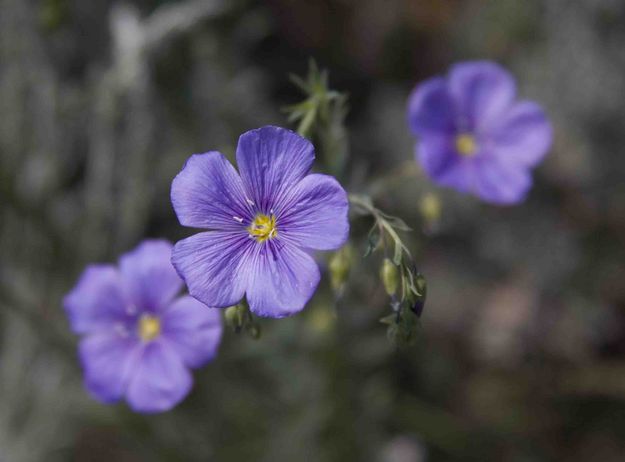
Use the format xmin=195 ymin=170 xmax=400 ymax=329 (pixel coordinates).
xmin=161 ymin=296 xmax=223 ymax=368
xmin=489 ymin=101 xmax=552 ymax=167
xmin=418 ymin=136 xmax=532 ymax=204
xmin=236 ymin=126 xmax=314 ymax=212
xmin=246 ymin=242 xmax=320 ymax=318
xmin=125 ymin=341 xmax=192 ymax=413
xmin=276 ymin=174 xmax=349 ymax=251
xmin=449 ymin=61 xmax=516 ymax=133
xmin=435 ymin=161 xmax=477 ymax=194
xmin=79 ymin=332 xmax=140 ymax=403
xmin=171 ymin=151 xmax=253 ymax=230
xmin=417 ymin=135 xmax=484 ymax=195
xmin=172 ymin=231 xmax=251 ymax=308
xmin=407 ymin=77 xmax=455 ymax=136
xmin=119 ymin=240 xmax=183 ymax=313
xmin=416 ymin=135 xmax=463 ymax=182
xmin=472 ymin=157 xmax=532 ymax=205
xmin=63 ymin=265 xmax=129 ymax=334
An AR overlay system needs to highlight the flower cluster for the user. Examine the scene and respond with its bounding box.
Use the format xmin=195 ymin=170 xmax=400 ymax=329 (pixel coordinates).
xmin=407 ymin=61 xmax=552 ymax=204
xmin=63 ymin=60 xmax=552 ymax=413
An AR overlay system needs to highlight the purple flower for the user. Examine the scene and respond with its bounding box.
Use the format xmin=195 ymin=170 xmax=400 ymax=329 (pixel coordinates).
xmin=63 ymin=240 xmax=222 ymax=413
xmin=407 ymin=61 xmax=552 ymax=204
xmin=170 ymin=126 xmax=349 ymax=318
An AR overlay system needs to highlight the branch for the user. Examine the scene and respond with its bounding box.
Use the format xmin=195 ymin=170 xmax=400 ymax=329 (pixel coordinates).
xmin=143 ymin=0 xmax=227 ymax=52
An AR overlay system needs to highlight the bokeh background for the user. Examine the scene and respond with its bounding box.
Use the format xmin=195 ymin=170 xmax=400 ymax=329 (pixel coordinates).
xmin=2 ymin=0 xmax=625 ymax=460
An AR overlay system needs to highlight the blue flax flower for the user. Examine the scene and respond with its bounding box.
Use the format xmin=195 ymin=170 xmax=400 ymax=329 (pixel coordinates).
xmin=64 ymin=240 xmax=222 ymax=413
xmin=407 ymin=61 xmax=552 ymax=204
xmin=171 ymin=126 xmax=349 ymax=318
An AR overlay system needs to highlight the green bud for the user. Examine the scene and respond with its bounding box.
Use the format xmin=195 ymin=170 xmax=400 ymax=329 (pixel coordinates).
xmin=414 ymin=273 xmax=427 ymax=296
xmin=328 ymin=245 xmax=352 ymax=291
xmin=380 ymin=258 xmax=399 ymax=296
xmin=419 ymin=193 xmax=441 ymax=229
xmin=386 ymin=306 xmax=420 ymax=347
xmin=225 ymin=304 xmax=261 ymax=339
xmin=224 ymin=304 xmax=246 ymax=332
xmin=407 ymin=272 xmax=427 ymax=317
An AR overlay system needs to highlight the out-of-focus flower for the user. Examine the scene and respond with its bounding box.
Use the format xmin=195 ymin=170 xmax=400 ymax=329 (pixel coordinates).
xmin=407 ymin=61 xmax=552 ymax=204
xmin=63 ymin=240 xmax=222 ymax=413
xmin=171 ymin=126 xmax=349 ymax=318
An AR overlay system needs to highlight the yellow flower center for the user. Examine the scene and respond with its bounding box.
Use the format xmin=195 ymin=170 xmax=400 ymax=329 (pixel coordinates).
xmin=248 ymin=214 xmax=277 ymax=242
xmin=455 ymin=133 xmax=477 ymax=157
xmin=138 ymin=314 xmax=161 ymax=342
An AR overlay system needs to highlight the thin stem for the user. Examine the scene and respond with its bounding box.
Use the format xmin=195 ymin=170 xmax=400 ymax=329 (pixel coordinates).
xmin=368 ymin=160 xmax=420 ymax=198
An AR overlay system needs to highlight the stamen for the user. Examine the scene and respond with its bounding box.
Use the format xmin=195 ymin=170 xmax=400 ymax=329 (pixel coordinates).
xmin=138 ymin=314 xmax=161 ymax=342
xmin=455 ymin=133 xmax=477 ymax=157
xmin=248 ymin=214 xmax=278 ymax=243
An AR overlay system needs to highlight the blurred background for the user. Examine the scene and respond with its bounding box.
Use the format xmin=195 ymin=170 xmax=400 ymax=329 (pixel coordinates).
xmin=2 ymin=0 xmax=625 ymax=460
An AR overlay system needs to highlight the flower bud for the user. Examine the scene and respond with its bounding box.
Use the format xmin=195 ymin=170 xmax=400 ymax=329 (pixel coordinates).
xmin=386 ymin=306 xmax=420 ymax=347
xmin=419 ymin=193 xmax=441 ymax=230
xmin=224 ymin=304 xmax=246 ymax=332
xmin=404 ymin=271 xmax=427 ymax=318
xmin=380 ymin=258 xmax=399 ymax=296
xmin=328 ymin=245 xmax=352 ymax=291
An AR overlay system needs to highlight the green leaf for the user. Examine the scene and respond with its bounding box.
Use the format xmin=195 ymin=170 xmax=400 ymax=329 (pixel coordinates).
xmin=409 ymin=272 xmax=427 ymax=299
xmin=363 ymin=227 xmax=381 ymax=258
xmin=296 ymin=108 xmax=317 ymax=138
xmin=386 ymin=216 xmax=412 ymax=232
xmin=393 ymin=238 xmax=403 ymax=265
xmin=288 ymin=73 xmax=310 ymax=93
xmin=387 ymin=306 xmax=421 ymax=347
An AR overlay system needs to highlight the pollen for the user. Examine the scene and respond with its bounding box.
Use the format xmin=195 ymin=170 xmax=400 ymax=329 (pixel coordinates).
xmin=248 ymin=213 xmax=278 ymax=242
xmin=138 ymin=314 xmax=161 ymax=342
xmin=455 ymin=133 xmax=477 ymax=157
